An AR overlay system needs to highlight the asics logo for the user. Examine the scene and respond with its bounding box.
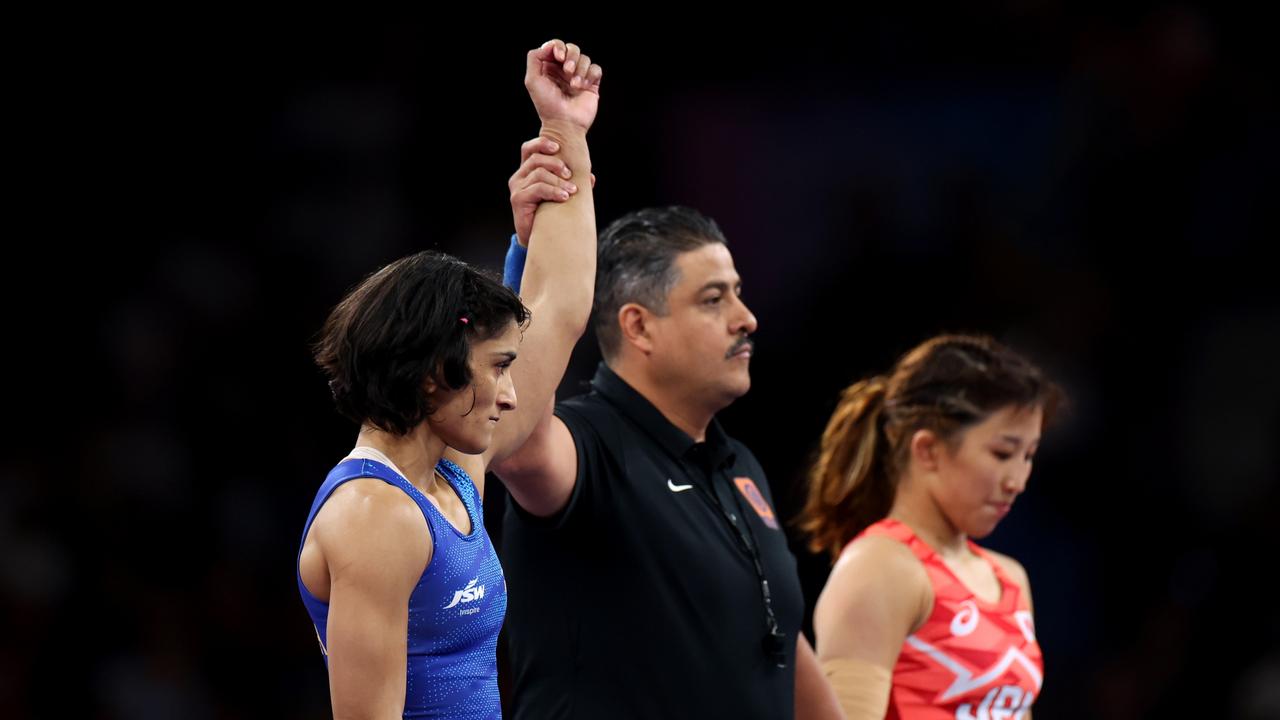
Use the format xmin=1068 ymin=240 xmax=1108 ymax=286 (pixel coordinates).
xmin=951 ymin=600 xmax=980 ymax=637
xmin=443 ymin=578 xmax=485 ymax=609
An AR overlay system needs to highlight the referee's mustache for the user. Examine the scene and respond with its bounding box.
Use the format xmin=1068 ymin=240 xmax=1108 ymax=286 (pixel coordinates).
xmin=726 ymin=335 xmax=755 ymax=359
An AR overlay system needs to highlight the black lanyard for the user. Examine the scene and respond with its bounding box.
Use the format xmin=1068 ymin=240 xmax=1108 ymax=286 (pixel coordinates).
xmin=601 ymin=391 xmax=789 ymax=668
xmin=683 ymin=460 xmax=789 ymax=669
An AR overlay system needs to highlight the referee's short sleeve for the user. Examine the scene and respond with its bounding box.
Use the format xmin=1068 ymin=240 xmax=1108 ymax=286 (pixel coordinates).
xmin=505 ymin=397 xmax=608 ymax=529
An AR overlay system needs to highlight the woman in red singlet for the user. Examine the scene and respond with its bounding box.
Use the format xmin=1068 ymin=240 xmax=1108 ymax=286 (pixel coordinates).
xmin=801 ymin=334 xmax=1063 ymax=720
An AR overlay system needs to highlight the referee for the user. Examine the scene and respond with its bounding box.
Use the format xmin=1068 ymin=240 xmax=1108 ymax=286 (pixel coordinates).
xmin=494 ymin=206 xmax=842 ymax=719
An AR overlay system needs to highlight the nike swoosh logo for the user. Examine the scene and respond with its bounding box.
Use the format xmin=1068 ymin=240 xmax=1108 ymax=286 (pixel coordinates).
xmin=667 ymin=479 xmax=694 ymax=493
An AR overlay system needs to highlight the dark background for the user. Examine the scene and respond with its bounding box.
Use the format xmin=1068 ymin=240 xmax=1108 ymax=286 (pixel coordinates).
xmin=6 ymin=6 xmax=1278 ymax=718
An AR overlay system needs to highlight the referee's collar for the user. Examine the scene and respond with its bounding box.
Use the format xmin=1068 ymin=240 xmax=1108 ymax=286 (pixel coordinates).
xmin=590 ymin=362 xmax=735 ymax=471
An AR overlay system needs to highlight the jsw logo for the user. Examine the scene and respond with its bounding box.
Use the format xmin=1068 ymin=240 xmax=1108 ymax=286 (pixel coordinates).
xmin=443 ymin=578 xmax=485 ymax=609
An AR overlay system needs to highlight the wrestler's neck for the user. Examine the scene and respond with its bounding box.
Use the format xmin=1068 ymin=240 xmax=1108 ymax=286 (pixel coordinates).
xmin=888 ymin=473 xmax=969 ymax=559
xmin=355 ymin=422 xmax=447 ymax=494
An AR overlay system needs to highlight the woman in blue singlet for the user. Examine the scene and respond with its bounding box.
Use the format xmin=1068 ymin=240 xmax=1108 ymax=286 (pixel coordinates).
xmin=296 ymin=38 xmax=602 ymax=719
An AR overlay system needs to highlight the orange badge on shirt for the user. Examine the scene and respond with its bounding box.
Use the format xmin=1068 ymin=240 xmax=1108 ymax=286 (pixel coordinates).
xmin=734 ymin=477 xmax=778 ymax=529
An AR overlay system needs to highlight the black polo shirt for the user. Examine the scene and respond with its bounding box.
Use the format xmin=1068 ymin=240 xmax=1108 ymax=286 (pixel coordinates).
xmin=502 ymin=363 xmax=803 ymax=720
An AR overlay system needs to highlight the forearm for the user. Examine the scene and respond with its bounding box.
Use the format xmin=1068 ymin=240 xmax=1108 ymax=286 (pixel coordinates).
xmin=486 ymin=124 xmax=594 ymax=465
xmin=519 ymin=120 xmax=595 ymax=330
xmin=796 ymin=634 xmax=846 ymax=720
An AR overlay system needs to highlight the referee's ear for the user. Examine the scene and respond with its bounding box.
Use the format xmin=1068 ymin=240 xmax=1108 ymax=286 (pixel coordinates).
xmin=617 ymin=303 xmax=656 ymax=356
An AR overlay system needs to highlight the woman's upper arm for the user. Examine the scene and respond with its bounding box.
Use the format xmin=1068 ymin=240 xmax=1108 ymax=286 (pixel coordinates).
xmin=813 ymin=535 xmax=931 ymax=668
xmin=316 ymin=480 xmax=431 ymax=719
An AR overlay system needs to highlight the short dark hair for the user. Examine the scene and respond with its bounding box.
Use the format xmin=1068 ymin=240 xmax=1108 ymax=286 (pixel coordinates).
xmin=593 ymin=206 xmax=727 ymax=359
xmin=313 ymin=250 xmax=529 ymax=436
